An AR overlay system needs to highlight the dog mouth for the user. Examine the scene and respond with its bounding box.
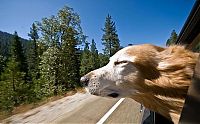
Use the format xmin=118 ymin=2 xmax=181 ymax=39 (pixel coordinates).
xmin=86 ymin=88 xmax=120 ymax=98
xmin=107 ymin=93 xmax=119 ymax=98
xmin=85 ymin=85 xmax=120 ymax=98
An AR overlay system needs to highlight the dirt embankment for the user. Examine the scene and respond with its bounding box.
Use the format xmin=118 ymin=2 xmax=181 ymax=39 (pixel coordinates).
xmin=0 ymin=88 xmax=86 ymax=121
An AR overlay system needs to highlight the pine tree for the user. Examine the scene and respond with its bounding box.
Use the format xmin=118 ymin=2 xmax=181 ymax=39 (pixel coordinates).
xmin=11 ymin=31 xmax=29 ymax=103
xmin=166 ymin=30 xmax=178 ymax=46
xmin=12 ymin=31 xmax=28 ymax=76
xmin=90 ymin=39 xmax=100 ymax=69
xmin=28 ymin=23 xmax=40 ymax=79
xmin=0 ymin=58 xmax=25 ymax=110
xmin=102 ymin=14 xmax=120 ymax=57
xmin=26 ymin=23 xmax=42 ymax=101
xmin=80 ymin=39 xmax=100 ymax=76
xmin=80 ymin=41 xmax=91 ymax=76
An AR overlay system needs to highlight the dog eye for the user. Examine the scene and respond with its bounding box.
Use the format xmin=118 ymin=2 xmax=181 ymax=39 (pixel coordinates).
xmin=114 ymin=61 xmax=129 ymax=65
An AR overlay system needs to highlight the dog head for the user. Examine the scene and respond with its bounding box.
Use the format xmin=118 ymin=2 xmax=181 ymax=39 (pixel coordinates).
xmin=80 ymin=44 xmax=164 ymax=98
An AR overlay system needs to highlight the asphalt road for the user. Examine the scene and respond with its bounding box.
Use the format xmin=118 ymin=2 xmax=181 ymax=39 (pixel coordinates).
xmin=3 ymin=93 xmax=143 ymax=124
xmin=53 ymin=96 xmax=143 ymax=124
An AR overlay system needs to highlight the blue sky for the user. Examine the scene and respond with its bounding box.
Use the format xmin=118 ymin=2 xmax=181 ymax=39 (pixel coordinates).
xmin=0 ymin=0 xmax=195 ymax=52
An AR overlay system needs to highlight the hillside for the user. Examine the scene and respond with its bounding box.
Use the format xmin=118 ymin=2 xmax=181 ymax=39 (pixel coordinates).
xmin=0 ymin=31 xmax=29 ymax=56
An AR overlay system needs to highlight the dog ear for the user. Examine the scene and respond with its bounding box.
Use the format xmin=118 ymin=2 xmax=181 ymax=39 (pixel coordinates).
xmin=133 ymin=58 xmax=161 ymax=80
xmin=127 ymin=45 xmax=165 ymax=80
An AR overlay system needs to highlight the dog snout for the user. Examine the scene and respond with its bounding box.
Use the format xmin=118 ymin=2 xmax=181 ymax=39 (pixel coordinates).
xmin=80 ymin=76 xmax=89 ymax=86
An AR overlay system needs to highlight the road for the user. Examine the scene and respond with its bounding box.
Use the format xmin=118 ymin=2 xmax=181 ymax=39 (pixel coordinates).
xmin=3 ymin=93 xmax=143 ymax=124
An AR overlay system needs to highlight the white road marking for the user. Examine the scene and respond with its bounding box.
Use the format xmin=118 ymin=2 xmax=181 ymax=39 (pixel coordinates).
xmin=96 ymin=98 xmax=125 ymax=124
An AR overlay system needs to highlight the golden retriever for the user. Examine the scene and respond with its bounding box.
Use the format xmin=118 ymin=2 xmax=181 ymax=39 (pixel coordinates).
xmin=80 ymin=44 xmax=199 ymax=123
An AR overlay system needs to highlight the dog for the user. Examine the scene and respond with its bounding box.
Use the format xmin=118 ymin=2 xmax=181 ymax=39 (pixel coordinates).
xmin=80 ymin=44 xmax=199 ymax=124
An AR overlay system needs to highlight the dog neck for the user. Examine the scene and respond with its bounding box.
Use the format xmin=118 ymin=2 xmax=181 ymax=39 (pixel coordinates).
xmin=130 ymin=66 xmax=195 ymax=124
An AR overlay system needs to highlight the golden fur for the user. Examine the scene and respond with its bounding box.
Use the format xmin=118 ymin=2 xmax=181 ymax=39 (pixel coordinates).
xmin=81 ymin=44 xmax=199 ymax=124
xmin=127 ymin=45 xmax=198 ymax=123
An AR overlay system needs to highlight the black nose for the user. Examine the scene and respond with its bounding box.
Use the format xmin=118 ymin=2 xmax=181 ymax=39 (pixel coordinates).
xmin=80 ymin=76 xmax=89 ymax=86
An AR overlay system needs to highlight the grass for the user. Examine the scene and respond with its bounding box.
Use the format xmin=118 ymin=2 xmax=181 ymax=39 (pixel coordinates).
xmin=0 ymin=87 xmax=86 ymax=121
